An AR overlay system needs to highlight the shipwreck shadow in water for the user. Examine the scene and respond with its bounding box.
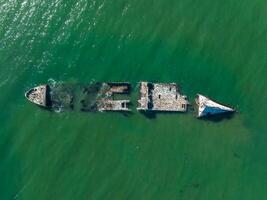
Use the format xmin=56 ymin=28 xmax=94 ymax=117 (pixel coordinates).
xmin=80 ymin=109 xmax=134 ymax=118
xmin=139 ymin=110 xmax=188 ymax=119
xmin=36 ymin=105 xmax=134 ymax=117
xmin=101 ymin=110 xmax=134 ymax=117
xmin=139 ymin=111 xmax=157 ymax=119
xmin=119 ymin=111 xmax=133 ymax=117
xmin=198 ymin=112 xmax=236 ymax=123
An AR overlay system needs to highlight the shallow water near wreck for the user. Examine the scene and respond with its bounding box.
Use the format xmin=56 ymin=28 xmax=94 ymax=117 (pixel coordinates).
xmin=1 ymin=0 xmax=267 ymax=199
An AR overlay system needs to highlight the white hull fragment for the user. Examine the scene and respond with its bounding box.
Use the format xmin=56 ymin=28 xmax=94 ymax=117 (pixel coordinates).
xmin=195 ymin=94 xmax=235 ymax=118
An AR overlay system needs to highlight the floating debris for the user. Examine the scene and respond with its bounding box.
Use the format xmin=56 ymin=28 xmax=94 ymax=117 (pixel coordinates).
xmin=137 ymin=82 xmax=189 ymax=112
xmin=195 ymin=94 xmax=235 ymax=118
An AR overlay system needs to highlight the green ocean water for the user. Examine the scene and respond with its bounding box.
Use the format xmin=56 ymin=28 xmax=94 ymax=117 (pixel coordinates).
xmin=1 ymin=0 xmax=267 ymax=199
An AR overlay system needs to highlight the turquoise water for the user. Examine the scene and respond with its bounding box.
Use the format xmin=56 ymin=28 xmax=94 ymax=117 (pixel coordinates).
xmin=1 ymin=0 xmax=267 ymax=199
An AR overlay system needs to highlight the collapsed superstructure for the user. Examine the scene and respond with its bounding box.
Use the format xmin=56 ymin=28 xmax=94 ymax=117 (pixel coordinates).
xmin=137 ymin=82 xmax=189 ymax=112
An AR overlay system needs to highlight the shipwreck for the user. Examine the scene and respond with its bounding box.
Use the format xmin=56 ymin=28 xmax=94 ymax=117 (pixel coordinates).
xmin=25 ymin=82 xmax=236 ymax=119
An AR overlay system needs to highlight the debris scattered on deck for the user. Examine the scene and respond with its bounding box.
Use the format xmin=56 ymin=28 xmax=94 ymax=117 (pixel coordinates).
xmin=195 ymin=94 xmax=235 ymax=118
xmin=137 ymin=82 xmax=189 ymax=112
